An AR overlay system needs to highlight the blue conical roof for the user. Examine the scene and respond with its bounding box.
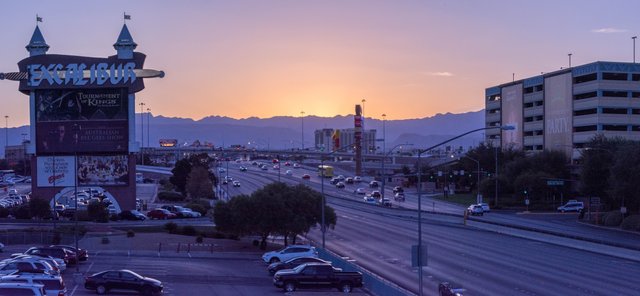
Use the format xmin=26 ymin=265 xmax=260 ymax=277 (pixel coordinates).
xmin=113 ymin=24 xmax=137 ymax=49
xmin=25 ymin=25 xmax=49 ymax=55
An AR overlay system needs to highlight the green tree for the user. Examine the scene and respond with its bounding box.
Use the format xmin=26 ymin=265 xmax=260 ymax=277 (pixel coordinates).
xmin=186 ymin=166 xmax=213 ymax=199
xmin=170 ymin=159 xmax=192 ymax=194
xmin=608 ymin=142 xmax=640 ymax=213
xmin=29 ymin=197 xmax=52 ymax=219
xmin=88 ymin=202 xmax=109 ymax=222
xmin=579 ymin=135 xmax=629 ymax=207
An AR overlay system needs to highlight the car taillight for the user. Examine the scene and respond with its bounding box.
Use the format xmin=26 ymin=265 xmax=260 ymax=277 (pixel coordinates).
xmin=58 ymin=292 xmax=65 ymax=296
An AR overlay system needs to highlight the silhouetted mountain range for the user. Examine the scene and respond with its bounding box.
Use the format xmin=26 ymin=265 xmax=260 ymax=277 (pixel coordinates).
xmin=1 ymin=110 xmax=486 ymax=156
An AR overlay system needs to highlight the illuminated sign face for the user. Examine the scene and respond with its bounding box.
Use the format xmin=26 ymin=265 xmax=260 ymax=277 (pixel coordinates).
xmin=27 ymin=62 xmax=137 ymax=87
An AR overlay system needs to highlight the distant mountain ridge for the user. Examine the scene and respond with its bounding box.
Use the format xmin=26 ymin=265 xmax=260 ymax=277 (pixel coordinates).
xmin=0 ymin=110 xmax=486 ymax=156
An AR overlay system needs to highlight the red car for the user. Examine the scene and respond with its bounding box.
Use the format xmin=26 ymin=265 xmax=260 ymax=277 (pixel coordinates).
xmin=147 ymin=209 xmax=176 ymax=220
xmin=301 ymin=174 xmax=311 ymax=180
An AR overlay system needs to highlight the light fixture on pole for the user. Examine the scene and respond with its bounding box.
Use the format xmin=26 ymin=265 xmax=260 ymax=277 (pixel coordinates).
xmin=146 ymin=107 xmax=151 ymax=148
xmin=414 ymin=125 xmax=514 ymax=296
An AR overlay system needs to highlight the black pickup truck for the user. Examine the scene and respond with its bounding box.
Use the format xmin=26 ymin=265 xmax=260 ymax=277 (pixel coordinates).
xmin=272 ymin=262 xmax=363 ymax=293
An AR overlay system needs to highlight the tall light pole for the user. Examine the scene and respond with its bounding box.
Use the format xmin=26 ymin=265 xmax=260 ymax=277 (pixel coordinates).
xmin=139 ymin=102 xmax=145 ymax=165
xmin=146 ymin=107 xmax=151 ymax=148
xmin=72 ymin=123 xmax=80 ymax=273
xmin=568 ymin=53 xmax=572 ymax=68
xmin=4 ymin=115 xmax=8 ymax=157
xmin=414 ymin=125 xmax=514 ymax=296
xmin=300 ymin=111 xmax=305 ymax=150
xmin=381 ymin=143 xmax=411 ymax=202
xmin=382 ymin=114 xmax=386 ymax=155
xmin=633 ymin=36 xmax=637 ymax=63
xmin=495 ymin=146 xmax=499 ymax=207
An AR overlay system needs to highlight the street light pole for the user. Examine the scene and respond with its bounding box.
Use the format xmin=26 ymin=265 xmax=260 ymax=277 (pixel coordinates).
xmin=301 ymin=111 xmax=305 ymax=150
xmin=139 ymin=102 xmax=145 ymax=165
xmin=381 ymin=143 xmax=411 ymax=202
xmin=146 ymin=107 xmax=151 ymax=148
xmin=4 ymin=115 xmax=8 ymax=156
xmin=633 ymin=36 xmax=637 ymax=63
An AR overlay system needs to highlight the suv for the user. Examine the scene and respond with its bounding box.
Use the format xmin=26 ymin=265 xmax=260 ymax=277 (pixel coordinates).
xmin=557 ymin=201 xmax=584 ymax=213
xmin=261 ymin=245 xmax=318 ymax=264
xmin=22 ymin=247 xmax=75 ymax=265
xmin=392 ymin=186 xmax=404 ymax=194
xmin=0 ymin=282 xmax=46 ymax=296
xmin=369 ymin=181 xmax=379 ymax=188
xmin=0 ymin=273 xmax=66 ymax=296
xmin=467 ymin=204 xmax=484 ymax=216
xmin=377 ymin=197 xmax=392 ymax=207
xmin=394 ymin=192 xmax=405 ymax=202
xmin=0 ymin=259 xmax=56 ymax=276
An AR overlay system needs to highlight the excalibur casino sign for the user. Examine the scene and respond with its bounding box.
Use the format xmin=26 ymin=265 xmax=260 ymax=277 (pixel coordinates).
xmin=1 ymin=19 xmax=164 ymax=211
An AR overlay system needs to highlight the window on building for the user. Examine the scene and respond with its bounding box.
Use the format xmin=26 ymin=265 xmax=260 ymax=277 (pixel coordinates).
xmin=535 ymin=101 xmax=544 ymax=106
xmin=602 ymin=108 xmax=628 ymax=114
xmin=524 ymin=145 xmax=534 ymax=151
xmin=602 ymin=72 xmax=628 ymax=81
xmin=632 ymin=91 xmax=640 ymax=98
xmin=535 ymin=115 xmax=544 ymax=121
xmin=535 ymin=85 xmax=544 ymax=92
xmin=574 ymin=108 xmax=597 ymax=116
xmin=574 ymin=91 xmax=597 ymax=100
xmin=524 ymin=131 xmax=534 ymax=137
xmin=602 ymin=125 xmax=628 ymax=131
xmin=633 ymin=74 xmax=640 ymax=81
xmin=524 ymin=86 xmax=535 ymax=94
xmin=632 ymin=126 xmax=640 ymax=131
xmin=602 ymin=91 xmax=628 ymax=98
xmin=574 ymin=125 xmax=597 ymax=132
xmin=524 ymin=116 xmax=534 ymax=122
xmin=487 ymin=94 xmax=501 ymax=102
xmin=524 ymin=102 xmax=534 ymax=108
xmin=633 ymin=109 xmax=640 ymax=115
xmin=535 ymin=130 xmax=544 ymax=136
xmin=574 ymin=73 xmax=597 ymax=84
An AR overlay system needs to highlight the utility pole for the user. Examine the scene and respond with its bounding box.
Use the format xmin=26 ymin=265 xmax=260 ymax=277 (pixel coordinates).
xmin=139 ymin=102 xmax=145 ymax=165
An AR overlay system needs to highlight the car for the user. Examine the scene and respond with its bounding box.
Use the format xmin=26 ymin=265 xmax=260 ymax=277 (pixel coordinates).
xmin=273 ymin=164 xmax=280 ymax=170
xmin=557 ymin=201 xmax=584 ymax=213
xmin=232 ymin=180 xmax=241 ymax=187
xmin=8 ymin=254 xmax=65 ymax=273
xmin=251 ymin=161 xmax=258 ymax=166
xmin=467 ymin=204 xmax=484 ymax=216
xmin=335 ymin=182 xmax=345 ymax=188
xmin=345 ymin=177 xmax=354 ymax=184
xmin=0 ymin=259 xmax=57 ymax=275
xmin=23 ymin=247 xmax=76 ymax=265
xmin=354 ymin=188 xmax=366 ymax=195
xmin=267 ymin=257 xmax=332 ymax=275
xmin=261 ymin=165 xmax=269 ymax=171
xmin=369 ymin=181 xmax=379 ymax=188
xmin=377 ymin=197 xmax=392 ymax=207
xmin=439 ymin=282 xmax=466 ymax=296
xmin=239 ymin=166 xmax=247 ymax=172
xmin=363 ymin=196 xmax=376 ymax=204
xmin=0 ymin=273 xmax=66 ymax=296
xmin=272 ymin=263 xmax=363 ymax=293
xmin=478 ymin=203 xmax=490 ymax=212
xmin=293 ymin=163 xmax=301 ymax=168
xmin=353 ymin=176 xmax=362 ymax=182
xmin=147 ymin=209 xmax=176 ymax=220
xmin=182 ymin=208 xmax=202 ymax=218
xmin=261 ymin=245 xmax=318 ymax=264
xmin=284 ymin=161 xmax=291 ymax=166
xmin=50 ymin=244 xmax=89 ymax=262
xmin=0 ymin=282 xmax=46 ymax=296
xmin=370 ymin=191 xmax=381 ymax=199
xmin=392 ymin=186 xmax=404 ymax=194
xmin=119 ymin=210 xmax=147 ymax=221
xmin=285 ymin=170 xmax=293 ymax=176
xmin=0 ymin=242 xmax=3 ymax=252
xmin=394 ymin=192 xmax=405 ymax=202
xmin=301 ymin=174 xmax=311 ymax=180
xmin=84 ymin=269 xmax=163 ymax=296
xmin=218 ymin=168 xmax=226 ymax=173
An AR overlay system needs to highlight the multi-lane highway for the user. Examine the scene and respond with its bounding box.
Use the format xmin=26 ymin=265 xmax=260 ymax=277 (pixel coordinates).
xmin=223 ymin=159 xmax=640 ymax=295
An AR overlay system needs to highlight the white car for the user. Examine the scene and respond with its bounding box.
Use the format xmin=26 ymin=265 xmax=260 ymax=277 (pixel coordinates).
xmin=285 ymin=170 xmax=293 ymax=176
xmin=467 ymin=204 xmax=484 ymax=216
xmin=232 ymin=180 xmax=241 ymax=187
xmin=353 ymin=176 xmax=362 ymax=183
xmin=0 ymin=273 xmax=66 ymax=296
xmin=261 ymin=245 xmax=318 ymax=263
xmin=363 ymin=196 xmax=376 ymax=204
xmin=557 ymin=201 xmax=584 ymax=213
xmin=0 ymin=283 xmax=46 ymax=296
xmin=354 ymin=188 xmax=366 ymax=195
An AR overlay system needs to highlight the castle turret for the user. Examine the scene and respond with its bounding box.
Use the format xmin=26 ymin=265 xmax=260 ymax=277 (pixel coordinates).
xmin=113 ymin=24 xmax=137 ymax=59
xmin=25 ymin=26 xmax=49 ymax=56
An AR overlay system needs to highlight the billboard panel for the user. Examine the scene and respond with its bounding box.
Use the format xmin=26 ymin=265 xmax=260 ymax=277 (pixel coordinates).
xmin=36 ymin=88 xmax=127 ymax=122
xmin=501 ymin=84 xmax=523 ymax=149
xmin=544 ymin=73 xmax=573 ymax=154
xmin=37 ymin=156 xmax=76 ymax=187
xmin=77 ymin=155 xmax=129 ymax=186
xmin=36 ymin=121 xmax=128 ymax=154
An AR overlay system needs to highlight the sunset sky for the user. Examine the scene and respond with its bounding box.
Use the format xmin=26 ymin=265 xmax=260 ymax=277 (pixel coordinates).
xmin=1 ymin=0 xmax=640 ymax=126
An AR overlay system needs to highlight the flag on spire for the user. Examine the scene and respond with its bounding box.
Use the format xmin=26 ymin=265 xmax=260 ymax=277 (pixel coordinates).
xmin=36 ymin=14 xmax=42 ymax=22
xmin=124 ymin=12 xmax=131 ymax=20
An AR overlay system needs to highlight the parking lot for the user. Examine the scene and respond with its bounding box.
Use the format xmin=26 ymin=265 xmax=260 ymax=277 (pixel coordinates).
xmin=1 ymin=232 xmax=370 ymax=296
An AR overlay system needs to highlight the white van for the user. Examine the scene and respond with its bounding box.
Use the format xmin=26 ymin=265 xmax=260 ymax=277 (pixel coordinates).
xmin=0 ymin=273 xmax=66 ymax=296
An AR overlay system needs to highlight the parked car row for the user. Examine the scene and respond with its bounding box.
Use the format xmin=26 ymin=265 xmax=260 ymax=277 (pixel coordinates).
xmin=261 ymin=245 xmax=363 ymax=293
xmin=145 ymin=205 xmax=203 ymax=220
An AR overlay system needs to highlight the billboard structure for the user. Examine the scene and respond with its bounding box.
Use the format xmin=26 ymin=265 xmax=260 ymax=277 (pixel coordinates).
xmin=544 ymin=73 xmax=573 ymax=157
xmin=501 ymin=84 xmax=523 ymax=149
xmin=1 ymin=22 xmax=164 ymax=210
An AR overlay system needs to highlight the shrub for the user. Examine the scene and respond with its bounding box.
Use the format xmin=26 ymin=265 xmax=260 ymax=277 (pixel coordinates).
xmin=164 ymin=222 xmax=178 ymax=234
xmin=621 ymin=215 xmax=640 ymax=231
xmin=196 ymin=235 xmax=204 ymax=243
xmin=0 ymin=207 xmax=9 ymax=218
xmin=158 ymin=191 xmax=185 ymax=202
xmin=185 ymin=203 xmax=207 ymax=215
xmin=12 ymin=205 xmax=30 ymax=219
xmin=88 ymin=203 xmax=109 ymax=223
xmin=602 ymin=211 xmax=624 ymax=227
xmin=252 ymin=239 xmax=259 ymax=247
xmin=182 ymin=225 xmax=196 ymax=236
xmin=212 ymin=231 xmax=225 ymax=239
xmin=127 ymin=229 xmax=135 ymax=237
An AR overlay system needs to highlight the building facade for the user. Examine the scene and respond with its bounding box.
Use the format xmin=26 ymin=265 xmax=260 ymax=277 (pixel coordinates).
xmin=314 ymin=128 xmax=377 ymax=154
xmin=486 ymin=61 xmax=640 ymax=159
